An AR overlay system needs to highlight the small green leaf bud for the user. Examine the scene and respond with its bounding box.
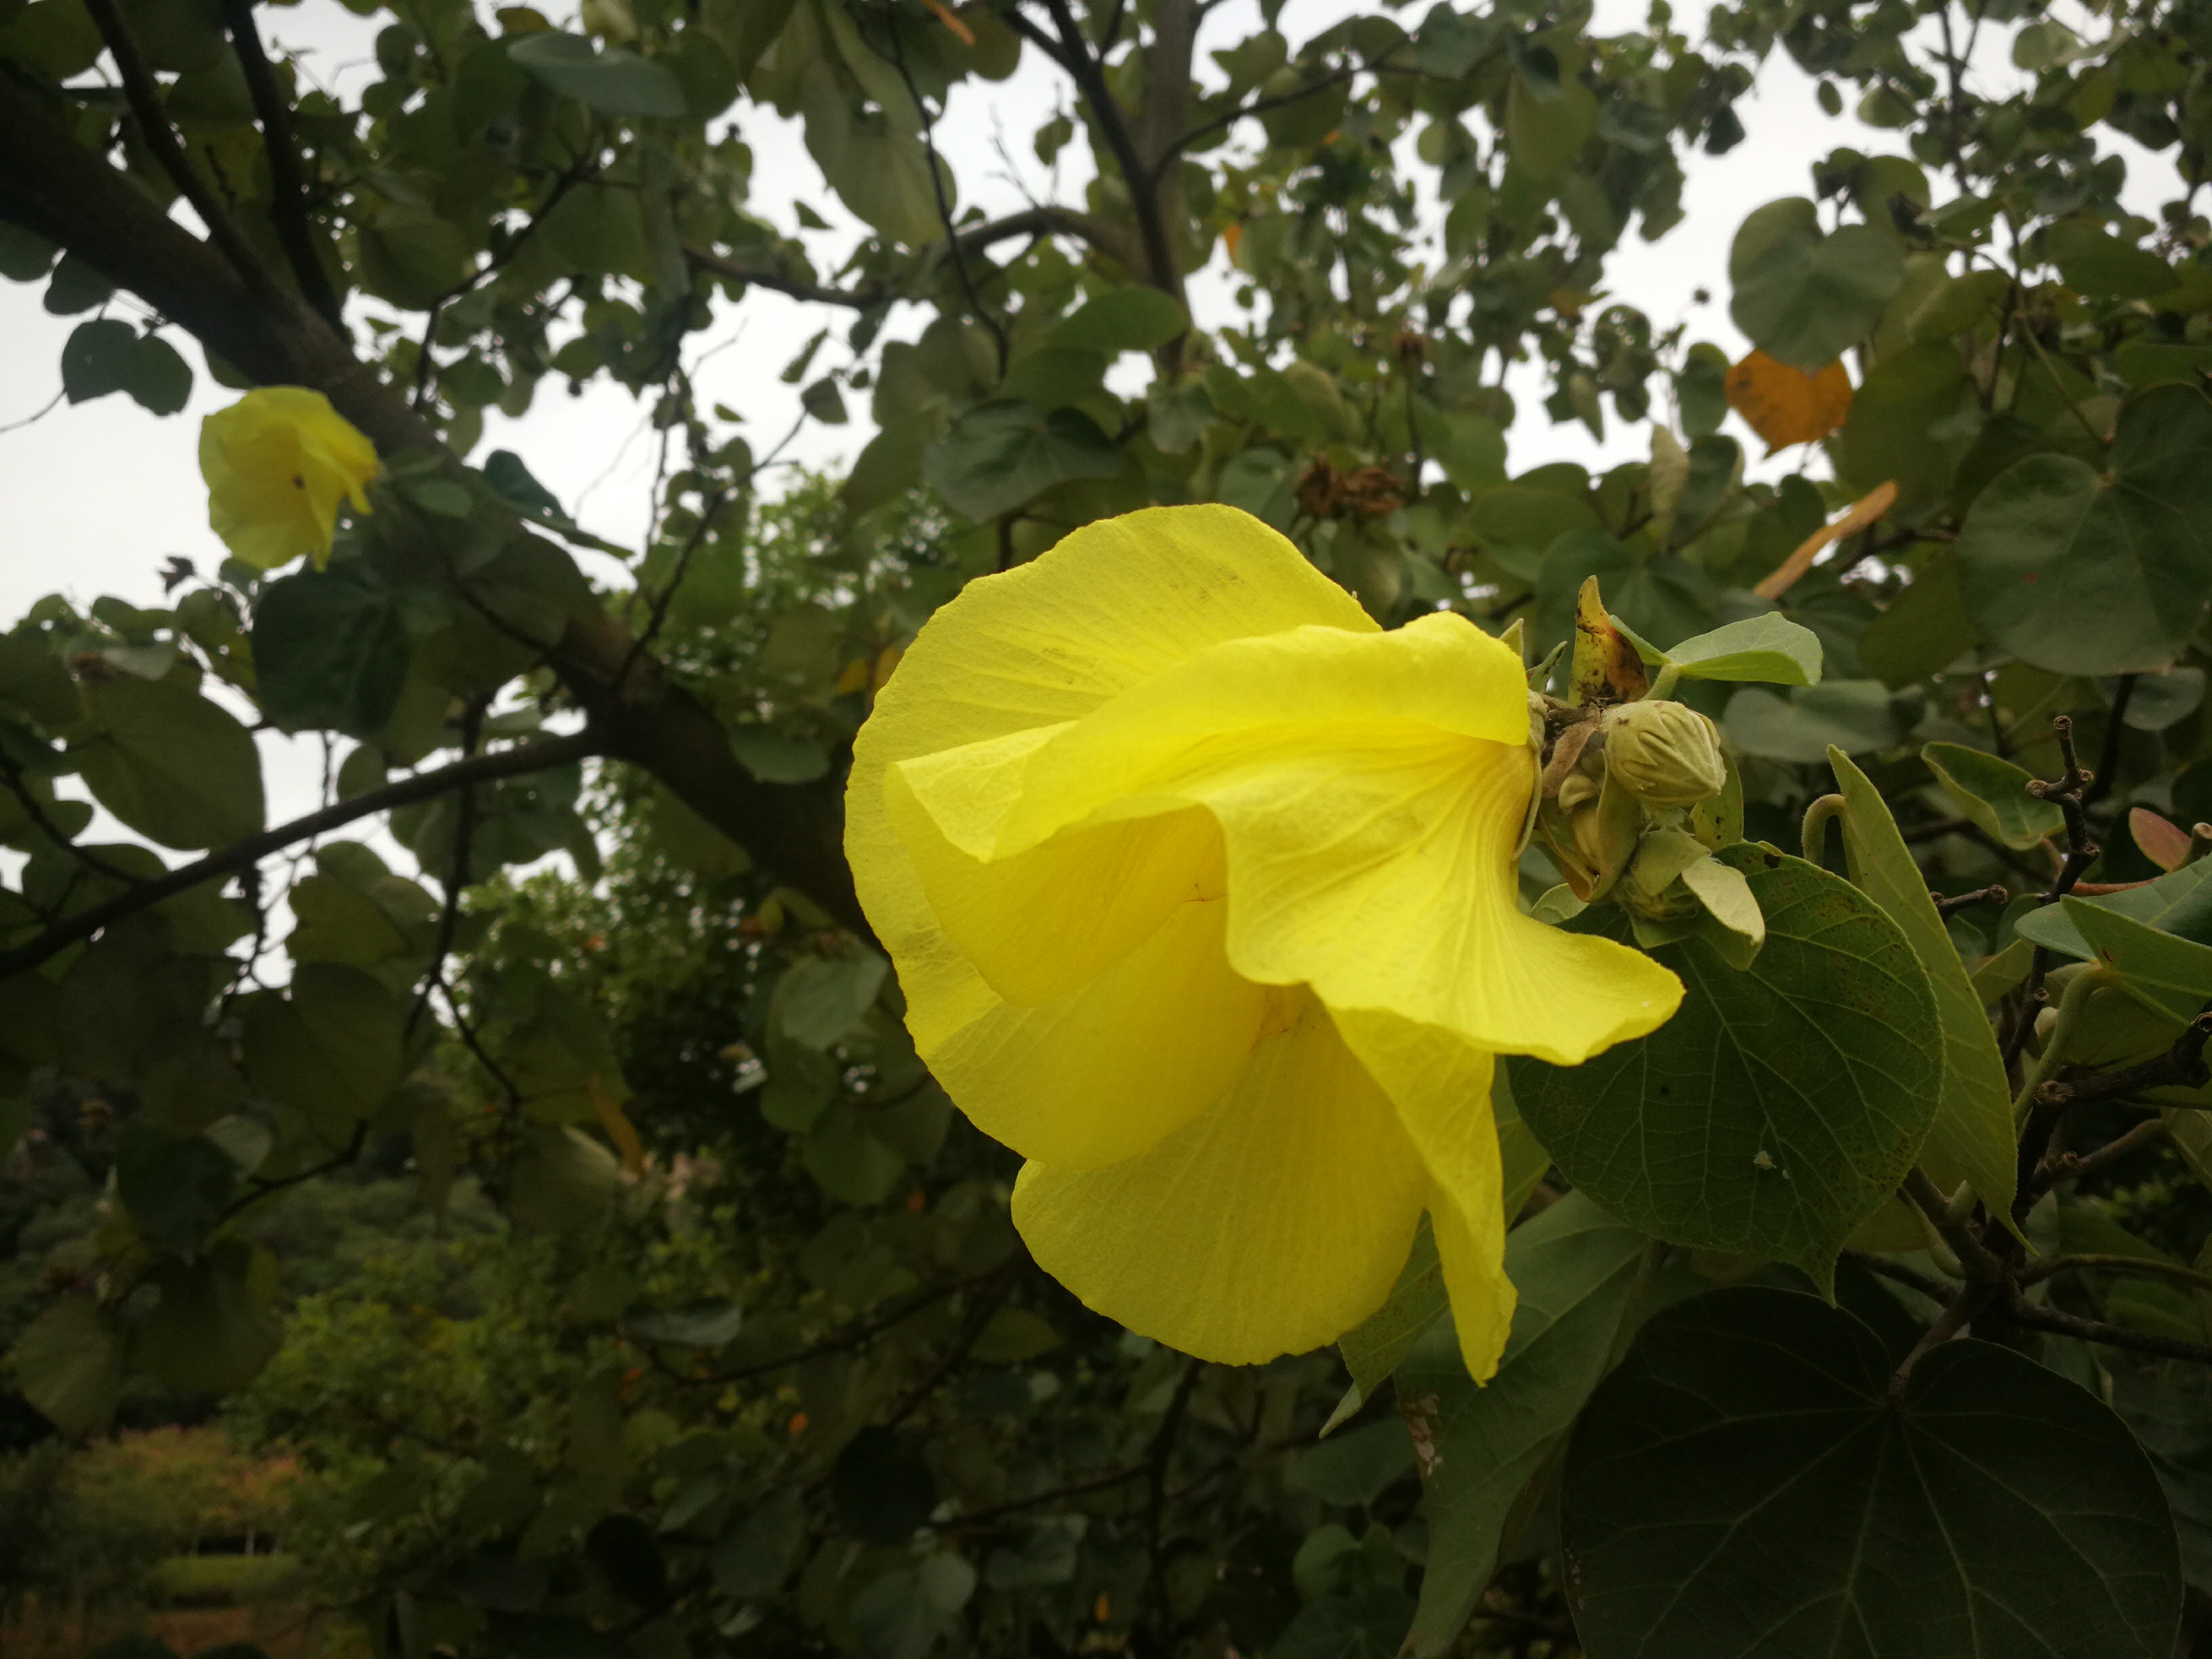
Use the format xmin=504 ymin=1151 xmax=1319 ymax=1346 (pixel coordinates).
xmin=1601 ymin=699 xmax=1727 ymax=808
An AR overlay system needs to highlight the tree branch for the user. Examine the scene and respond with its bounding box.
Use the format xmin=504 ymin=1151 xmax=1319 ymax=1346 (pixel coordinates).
xmin=2000 ymin=1290 xmax=2212 ymax=1365
xmin=2018 ymin=1252 xmax=2212 ymax=1297
xmin=77 ymin=0 xmax=274 ymax=304
xmin=1030 ymin=0 xmax=1180 ymax=296
xmin=0 ymin=77 xmax=869 ymax=937
xmin=686 ymin=246 xmax=884 ymax=310
xmin=1153 ymin=64 xmax=1364 ymax=176
xmin=216 ymin=0 xmax=342 ymax=327
xmin=0 ymin=731 xmax=600 ymax=983
xmin=2036 ymin=1011 xmax=2212 ymax=1115
xmin=687 ymin=207 xmax=1140 ymax=312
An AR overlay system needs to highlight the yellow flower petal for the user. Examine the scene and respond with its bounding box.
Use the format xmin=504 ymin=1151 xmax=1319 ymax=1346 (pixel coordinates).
xmin=846 ymin=504 xmax=1368 ymax=1085
xmin=893 ymin=612 xmax=1528 ymax=865
xmin=1332 ymin=1008 xmax=1515 ymax=1380
xmin=886 ymin=782 xmax=1226 ymax=1009
xmin=926 ymin=884 xmax=1267 ymax=1168
xmin=199 ymin=387 xmax=380 ymax=571
xmin=1012 ymin=991 xmax=1428 ymax=1364
xmin=894 ymin=618 xmax=1680 ymax=1066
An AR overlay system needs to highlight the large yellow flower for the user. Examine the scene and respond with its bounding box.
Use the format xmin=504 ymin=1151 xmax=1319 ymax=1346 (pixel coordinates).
xmin=199 ymin=387 xmax=380 ymax=571
xmin=846 ymin=506 xmax=1680 ymax=1380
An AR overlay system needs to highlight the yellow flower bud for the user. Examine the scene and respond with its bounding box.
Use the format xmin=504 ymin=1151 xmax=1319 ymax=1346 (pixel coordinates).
xmin=199 ymin=388 xmax=380 ymax=571
xmin=1601 ymin=698 xmax=1727 ymax=808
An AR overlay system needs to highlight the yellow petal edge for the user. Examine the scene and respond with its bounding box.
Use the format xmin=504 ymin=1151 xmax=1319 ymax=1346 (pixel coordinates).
xmin=846 ymin=505 xmax=1681 ymax=1381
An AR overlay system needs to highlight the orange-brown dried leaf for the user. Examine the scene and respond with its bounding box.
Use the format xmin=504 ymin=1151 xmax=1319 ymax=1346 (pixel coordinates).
xmin=1725 ymin=350 xmax=1853 ymax=451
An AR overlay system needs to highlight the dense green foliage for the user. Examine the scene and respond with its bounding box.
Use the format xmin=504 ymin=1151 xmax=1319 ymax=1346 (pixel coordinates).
xmin=12 ymin=0 xmax=2212 ymax=1651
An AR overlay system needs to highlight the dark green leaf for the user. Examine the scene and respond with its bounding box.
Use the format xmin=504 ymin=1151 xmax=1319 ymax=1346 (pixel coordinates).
xmin=776 ymin=950 xmax=888 ymax=1048
xmin=1534 ymin=531 xmax=1717 ymax=654
xmin=510 ymin=31 xmax=688 ymax=117
xmin=241 ymin=964 xmax=407 ymax=1120
xmin=136 ymin=1241 xmax=283 ymax=1393
xmin=1921 ymin=741 xmax=2064 ymax=848
xmin=2047 ymin=219 xmax=2175 ymax=298
xmin=1399 ymin=1193 xmax=1656 ymax=1656
xmin=481 ymin=449 xmax=565 ymax=516
xmin=923 ymin=401 xmax=1124 ymax=520
xmin=714 ymin=1488 xmax=805 ymax=1597
xmin=625 ymin=1299 xmax=744 ymax=1348
xmin=1827 ymin=748 xmax=2016 ymax=1215
xmin=506 ymin=1124 xmax=621 ymax=1233
xmin=1835 ymin=341 xmax=1980 ymax=510
xmin=1047 ymin=287 xmax=1188 ymax=354
xmin=75 ymin=676 xmax=264 ymax=850
xmin=253 ymin=566 xmax=418 ymax=737
xmin=1723 ymin=680 xmax=1912 ymax=760
xmin=585 ymin=1514 xmax=667 ymax=1607
xmin=8 ymin=1296 xmax=126 ymax=1433
xmin=114 ymin=1120 xmax=237 ymax=1253
xmin=1271 ymin=1589 xmax=1418 ymax=1659
xmin=1292 ymin=1419 xmax=1414 ymax=1507
xmin=728 ymin=726 xmax=831 ymax=783
xmin=1729 ymin=199 xmax=1905 ymax=372
xmin=1562 ymin=1288 xmax=2182 ymax=1658
xmin=1511 ymin=848 xmax=1941 ymax=1286
xmin=1957 ymin=385 xmax=2212 ymax=676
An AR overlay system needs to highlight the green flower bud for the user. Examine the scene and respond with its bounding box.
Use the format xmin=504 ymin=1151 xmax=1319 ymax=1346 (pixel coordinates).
xmin=1601 ymin=699 xmax=1727 ymax=808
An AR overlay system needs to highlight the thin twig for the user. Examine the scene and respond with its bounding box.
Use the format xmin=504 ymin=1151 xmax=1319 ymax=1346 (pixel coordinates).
xmin=217 ymin=0 xmax=342 ymax=326
xmin=0 ymin=748 xmax=144 ymax=888
xmin=882 ymin=1261 xmax=1021 ymax=1429
xmin=887 ymin=22 xmax=1008 ymax=373
xmin=0 ymin=730 xmax=600 ymax=983
xmin=1032 ymin=0 xmax=1179 ymax=293
xmin=406 ymin=699 xmax=486 ymax=1040
xmin=2018 ymin=1252 xmax=2212 ymax=1296
xmin=414 ymin=153 xmax=598 ymax=409
xmin=2083 ymin=674 xmax=2135 ymax=812
xmin=1933 ymin=884 xmax=2008 ymax=919
xmin=1141 ymin=1358 xmax=1204 ymax=1643
xmin=214 ymin=1122 xmax=367 ymax=1224
xmin=939 ymin=1465 xmax=1150 ymax=1532
xmin=2000 ymin=1290 xmax=2212 ymax=1364
xmin=81 ymin=0 xmax=271 ymax=295
xmin=2045 ymin=1115 xmax=2169 ymax=1187
xmin=697 ymin=1267 xmax=1008 ymax=1387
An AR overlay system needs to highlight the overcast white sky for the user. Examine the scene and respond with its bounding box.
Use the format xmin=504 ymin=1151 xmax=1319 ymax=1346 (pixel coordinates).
xmin=0 ymin=0 xmax=2176 ymax=842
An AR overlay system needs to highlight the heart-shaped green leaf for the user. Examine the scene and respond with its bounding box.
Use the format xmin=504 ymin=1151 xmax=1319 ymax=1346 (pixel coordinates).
xmin=1562 ymin=1288 xmax=2182 ymax=1659
xmin=1957 ymin=384 xmax=2212 ymax=676
xmin=1729 ymin=199 xmax=1906 ymax=371
xmin=1511 ymin=847 xmax=1940 ymax=1288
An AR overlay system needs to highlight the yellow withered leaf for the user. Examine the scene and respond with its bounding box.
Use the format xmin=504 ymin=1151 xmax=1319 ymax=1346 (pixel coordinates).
xmin=1724 ymin=350 xmax=1853 ymax=451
